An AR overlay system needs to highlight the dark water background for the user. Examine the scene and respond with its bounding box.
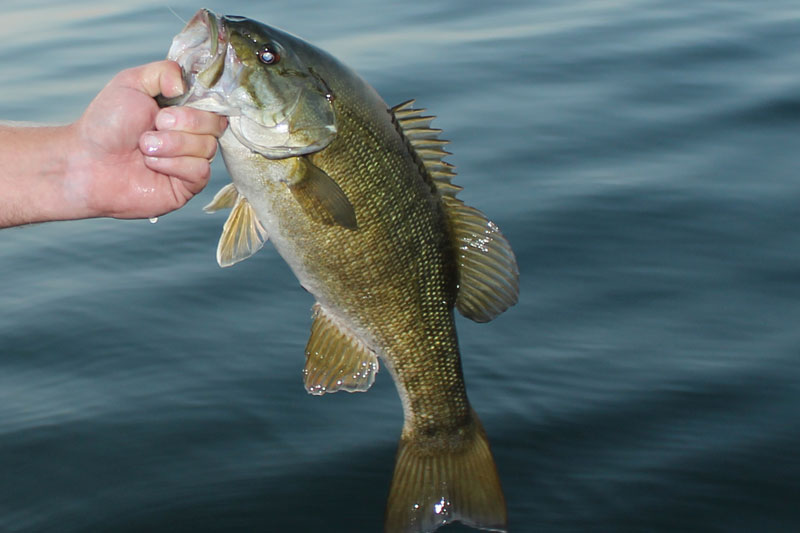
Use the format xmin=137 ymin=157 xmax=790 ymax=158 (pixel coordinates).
xmin=2 ymin=0 xmax=800 ymax=531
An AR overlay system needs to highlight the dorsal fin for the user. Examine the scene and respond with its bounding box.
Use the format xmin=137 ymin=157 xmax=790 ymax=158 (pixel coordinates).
xmin=390 ymin=100 xmax=459 ymax=198
xmin=444 ymin=196 xmax=519 ymax=322
xmin=391 ymin=100 xmax=519 ymax=322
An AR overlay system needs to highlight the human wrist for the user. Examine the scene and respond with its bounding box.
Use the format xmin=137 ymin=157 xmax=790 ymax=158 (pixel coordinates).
xmin=0 ymin=122 xmax=93 ymax=226
xmin=61 ymin=121 xmax=105 ymax=220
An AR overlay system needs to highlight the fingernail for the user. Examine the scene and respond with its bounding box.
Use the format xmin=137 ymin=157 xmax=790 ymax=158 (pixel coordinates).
xmin=142 ymin=134 xmax=162 ymax=154
xmin=156 ymin=110 xmax=177 ymax=129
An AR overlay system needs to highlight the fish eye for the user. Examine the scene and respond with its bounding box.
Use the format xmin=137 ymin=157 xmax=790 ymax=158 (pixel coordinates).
xmin=258 ymin=45 xmax=280 ymax=65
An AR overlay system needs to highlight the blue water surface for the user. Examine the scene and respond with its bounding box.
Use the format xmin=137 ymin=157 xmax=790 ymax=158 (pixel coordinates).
xmin=2 ymin=0 xmax=800 ymax=531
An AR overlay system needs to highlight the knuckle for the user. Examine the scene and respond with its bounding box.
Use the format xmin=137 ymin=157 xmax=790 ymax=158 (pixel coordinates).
xmin=166 ymin=131 xmax=184 ymax=152
xmin=182 ymin=110 xmax=199 ymax=130
xmin=162 ymin=59 xmax=181 ymax=76
xmin=200 ymin=161 xmax=212 ymax=180
xmin=216 ymin=115 xmax=228 ymax=135
xmin=112 ymin=67 xmax=137 ymax=87
xmin=206 ymin=137 xmax=219 ymax=157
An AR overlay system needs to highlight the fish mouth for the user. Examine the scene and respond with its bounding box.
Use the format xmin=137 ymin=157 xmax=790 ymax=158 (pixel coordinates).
xmin=160 ymin=10 xmax=337 ymax=158
xmin=160 ymin=9 xmax=232 ymax=107
xmin=182 ymin=10 xmax=225 ymax=86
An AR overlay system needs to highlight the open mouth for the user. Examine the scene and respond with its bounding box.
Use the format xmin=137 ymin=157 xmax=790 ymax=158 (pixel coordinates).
xmin=167 ymin=9 xmax=227 ymax=91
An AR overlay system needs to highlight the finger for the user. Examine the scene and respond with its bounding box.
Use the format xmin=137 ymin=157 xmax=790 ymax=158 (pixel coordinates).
xmin=156 ymin=107 xmax=228 ymax=137
xmin=114 ymin=60 xmax=185 ymax=98
xmin=143 ymin=156 xmax=212 ymax=195
xmin=140 ymin=131 xmax=218 ymax=160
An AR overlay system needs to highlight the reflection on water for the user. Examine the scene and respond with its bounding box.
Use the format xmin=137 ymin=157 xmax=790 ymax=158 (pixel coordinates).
xmin=2 ymin=0 xmax=800 ymax=531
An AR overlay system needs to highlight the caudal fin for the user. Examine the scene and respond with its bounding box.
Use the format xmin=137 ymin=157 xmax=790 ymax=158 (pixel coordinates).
xmin=384 ymin=413 xmax=507 ymax=533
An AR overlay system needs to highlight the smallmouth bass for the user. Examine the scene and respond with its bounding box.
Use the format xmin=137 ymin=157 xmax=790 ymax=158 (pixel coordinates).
xmin=162 ymin=10 xmax=519 ymax=533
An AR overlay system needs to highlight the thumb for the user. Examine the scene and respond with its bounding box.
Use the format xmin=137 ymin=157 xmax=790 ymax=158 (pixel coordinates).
xmin=112 ymin=60 xmax=185 ymax=98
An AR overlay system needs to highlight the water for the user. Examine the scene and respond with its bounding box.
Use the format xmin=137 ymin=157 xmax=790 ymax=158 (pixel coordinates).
xmin=2 ymin=0 xmax=800 ymax=531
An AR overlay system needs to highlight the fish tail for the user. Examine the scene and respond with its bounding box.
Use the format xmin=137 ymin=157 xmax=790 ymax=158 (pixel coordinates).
xmin=384 ymin=411 xmax=507 ymax=533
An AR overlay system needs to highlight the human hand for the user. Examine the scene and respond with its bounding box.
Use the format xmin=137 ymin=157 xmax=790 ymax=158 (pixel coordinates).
xmin=68 ymin=60 xmax=227 ymax=219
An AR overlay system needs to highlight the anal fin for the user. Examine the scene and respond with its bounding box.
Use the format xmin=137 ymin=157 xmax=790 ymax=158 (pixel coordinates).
xmin=303 ymin=304 xmax=378 ymax=395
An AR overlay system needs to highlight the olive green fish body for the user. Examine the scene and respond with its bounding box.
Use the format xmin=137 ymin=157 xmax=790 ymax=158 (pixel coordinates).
xmin=166 ymin=10 xmax=519 ymax=532
xmin=223 ymin=64 xmax=468 ymax=426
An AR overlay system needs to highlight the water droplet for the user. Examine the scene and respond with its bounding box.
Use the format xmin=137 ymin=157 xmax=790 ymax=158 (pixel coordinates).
xmin=149 ymin=217 xmax=158 ymax=224
xmin=434 ymin=498 xmax=450 ymax=515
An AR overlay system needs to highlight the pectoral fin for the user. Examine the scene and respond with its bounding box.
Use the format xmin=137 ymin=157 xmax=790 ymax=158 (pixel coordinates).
xmin=303 ymin=303 xmax=378 ymax=395
xmin=288 ymin=157 xmax=357 ymax=230
xmin=215 ymin=193 xmax=268 ymax=268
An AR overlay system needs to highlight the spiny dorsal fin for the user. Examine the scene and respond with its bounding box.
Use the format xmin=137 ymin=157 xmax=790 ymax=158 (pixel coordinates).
xmin=214 ymin=192 xmax=268 ymax=268
xmin=303 ymin=304 xmax=379 ymax=395
xmin=392 ymin=100 xmax=519 ymax=322
xmin=390 ymin=100 xmax=459 ymax=198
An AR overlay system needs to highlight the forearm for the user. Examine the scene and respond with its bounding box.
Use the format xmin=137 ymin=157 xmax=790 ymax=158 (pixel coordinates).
xmin=0 ymin=123 xmax=93 ymax=227
xmin=0 ymin=62 xmax=223 ymax=229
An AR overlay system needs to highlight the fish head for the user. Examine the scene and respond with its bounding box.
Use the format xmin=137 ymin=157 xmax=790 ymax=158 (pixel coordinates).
xmin=164 ymin=9 xmax=336 ymax=159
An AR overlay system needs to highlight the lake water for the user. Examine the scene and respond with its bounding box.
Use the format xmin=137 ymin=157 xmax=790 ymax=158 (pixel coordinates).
xmin=2 ymin=0 xmax=800 ymax=531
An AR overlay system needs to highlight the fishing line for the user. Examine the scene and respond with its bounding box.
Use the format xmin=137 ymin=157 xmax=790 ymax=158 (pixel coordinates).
xmin=165 ymin=5 xmax=187 ymax=25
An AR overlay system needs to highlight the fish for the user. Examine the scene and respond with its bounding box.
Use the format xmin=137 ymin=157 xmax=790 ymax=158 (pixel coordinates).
xmin=161 ymin=10 xmax=520 ymax=533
